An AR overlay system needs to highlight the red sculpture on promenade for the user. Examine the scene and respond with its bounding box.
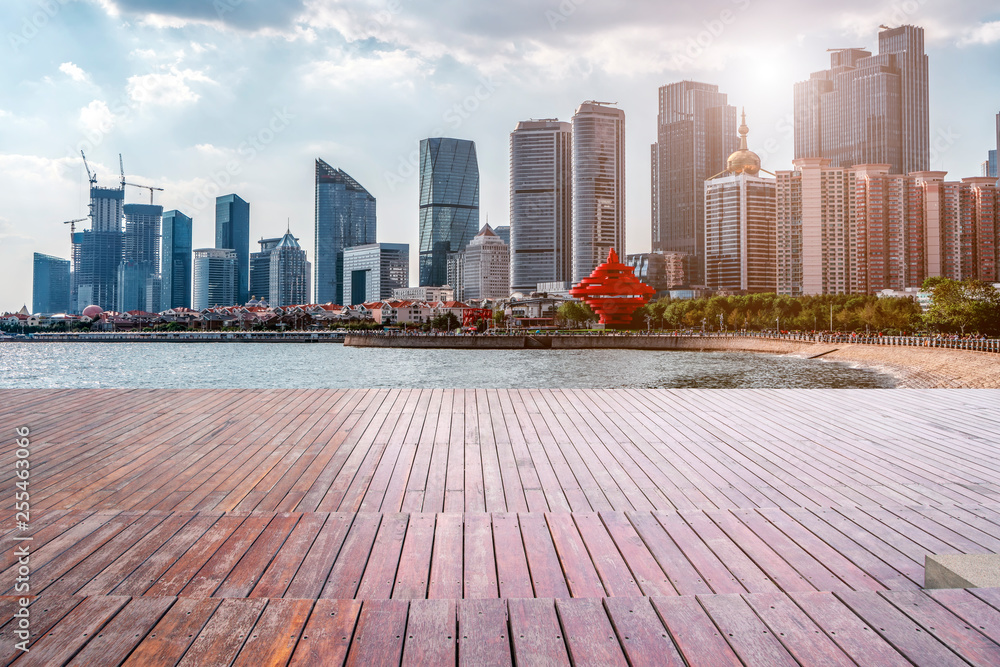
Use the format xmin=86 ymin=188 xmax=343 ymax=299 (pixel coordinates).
xmin=569 ymin=248 xmax=655 ymax=328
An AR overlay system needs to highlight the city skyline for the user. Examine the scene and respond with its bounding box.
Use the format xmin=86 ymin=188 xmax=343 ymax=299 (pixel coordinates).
xmin=2 ymin=1 xmax=1000 ymax=311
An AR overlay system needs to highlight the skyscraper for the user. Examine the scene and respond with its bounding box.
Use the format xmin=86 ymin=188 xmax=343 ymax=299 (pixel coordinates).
xmin=572 ymin=102 xmax=626 ymax=284
xmin=509 ymin=119 xmax=573 ymax=293
xmin=161 ymin=210 xmax=193 ymax=310
xmin=118 ymin=203 xmax=162 ymax=312
xmin=32 ymin=253 xmax=70 ymax=314
xmin=704 ymin=114 xmax=776 ymax=294
xmin=192 ymin=248 xmax=238 ymax=310
xmin=249 ymin=236 xmax=282 ymax=303
xmin=651 ymin=82 xmax=738 ymax=286
xmin=794 ymin=25 xmax=929 ymax=175
xmin=314 ymin=159 xmax=376 ymax=305
xmin=449 ymin=224 xmax=510 ymax=301
xmin=342 ymin=243 xmax=410 ymax=305
xmin=215 ymin=194 xmax=250 ymax=305
xmin=418 ymin=138 xmax=480 ymax=286
xmin=269 ymin=231 xmax=310 ymax=307
xmin=73 ymin=184 xmax=124 ymax=312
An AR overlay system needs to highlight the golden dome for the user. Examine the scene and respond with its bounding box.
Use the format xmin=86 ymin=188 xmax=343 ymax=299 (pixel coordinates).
xmin=726 ymin=109 xmax=761 ymax=176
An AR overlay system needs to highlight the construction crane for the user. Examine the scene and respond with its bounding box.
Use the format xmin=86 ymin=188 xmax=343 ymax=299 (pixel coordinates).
xmin=119 ymin=154 xmax=126 ymax=190
xmin=62 ymin=218 xmax=88 ymax=243
xmin=80 ymin=150 xmax=97 ymax=186
xmin=125 ymin=182 xmax=164 ymax=204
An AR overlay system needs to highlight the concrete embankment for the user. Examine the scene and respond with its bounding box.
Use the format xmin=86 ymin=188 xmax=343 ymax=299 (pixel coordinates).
xmin=344 ymin=334 xmax=1000 ymax=388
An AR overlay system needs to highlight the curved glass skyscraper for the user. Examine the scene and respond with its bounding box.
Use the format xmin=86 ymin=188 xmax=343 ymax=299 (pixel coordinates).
xmin=314 ymin=159 xmax=376 ymax=304
xmin=418 ymin=138 xmax=480 ymax=286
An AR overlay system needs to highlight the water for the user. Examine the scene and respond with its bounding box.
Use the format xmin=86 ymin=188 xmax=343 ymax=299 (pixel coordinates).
xmin=0 ymin=343 xmax=896 ymax=389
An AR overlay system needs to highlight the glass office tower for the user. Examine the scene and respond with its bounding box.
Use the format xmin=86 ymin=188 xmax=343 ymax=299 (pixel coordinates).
xmin=314 ymin=159 xmax=376 ymax=305
xmin=215 ymin=194 xmax=250 ymax=306
xmin=32 ymin=253 xmax=71 ymax=313
xmin=418 ymin=138 xmax=480 ymax=286
xmin=161 ymin=210 xmax=193 ymax=310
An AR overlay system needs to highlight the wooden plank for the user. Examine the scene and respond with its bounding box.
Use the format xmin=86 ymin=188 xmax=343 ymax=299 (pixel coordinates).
xmin=508 ymin=598 xmax=570 ymax=667
xmin=356 ymin=513 xmax=409 ymax=600
xmin=11 ymin=595 xmax=128 ymax=667
xmin=458 ymin=598 xmax=512 ymax=667
xmin=881 ymin=590 xmax=1000 ymax=666
xmin=427 ymin=513 xmax=463 ymax=599
xmin=604 ymin=596 xmax=685 ymax=667
xmin=650 ymin=596 xmax=742 ymax=667
xmin=345 ymin=599 xmax=409 ymax=667
xmin=393 ymin=513 xmax=436 ymax=599
xmin=834 ymin=590 xmax=966 ymax=665
xmin=284 ymin=513 xmax=355 ymax=599
xmin=698 ymin=594 xmax=798 ymax=666
xmin=572 ymin=512 xmax=643 ymax=597
xmin=177 ymin=598 xmax=267 ymax=667
xmin=518 ymin=513 xmax=570 ymax=599
xmin=289 ymin=598 xmax=361 ymax=667
xmin=66 ymin=597 xmax=176 ymax=667
xmin=683 ymin=510 xmax=781 ymax=594
xmin=250 ymin=512 xmax=327 ymax=598
xmin=654 ymin=511 xmax=746 ymax=594
xmin=178 ymin=514 xmax=270 ymax=598
xmin=491 ymin=513 xmax=534 ymax=599
xmin=555 ymin=597 xmax=628 ymax=666
xmin=214 ymin=513 xmax=301 ymax=598
xmin=402 ymin=599 xmax=457 ymax=667
xmin=626 ymin=511 xmax=711 ymax=596
xmin=545 ymin=512 xmax=606 ymax=598
xmin=122 ymin=597 xmax=222 ymax=667
xmin=599 ymin=511 xmax=676 ymax=597
xmin=319 ymin=513 xmax=382 ymax=599
xmin=743 ymin=593 xmax=855 ymax=666
xmin=791 ymin=591 xmax=910 ymax=666
xmin=232 ymin=598 xmax=315 ymax=667
xmin=0 ymin=595 xmax=84 ymax=661
xmin=463 ymin=513 xmax=498 ymax=598
xmin=926 ymin=587 xmax=1000 ymax=645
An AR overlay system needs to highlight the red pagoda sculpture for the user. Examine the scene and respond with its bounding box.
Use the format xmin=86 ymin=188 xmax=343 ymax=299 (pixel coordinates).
xmin=569 ymin=248 xmax=655 ymax=328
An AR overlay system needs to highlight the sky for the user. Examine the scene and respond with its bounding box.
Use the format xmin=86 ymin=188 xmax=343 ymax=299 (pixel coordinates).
xmin=1 ymin=0 xmax=999 ymax=312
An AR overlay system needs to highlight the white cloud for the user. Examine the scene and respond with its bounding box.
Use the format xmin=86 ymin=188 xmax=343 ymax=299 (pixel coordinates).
xmin=126 ymin=68 xmax=216 ymax=108
xmin=59 ymin=62 xmax=90 ymax=84
xmin=304 ymin=49 xmax=426 ymax=90
xmin=960 ymin=21 xmax=1000 ymax=45
xmin=78 ymin=100 xmax=117 ymax=136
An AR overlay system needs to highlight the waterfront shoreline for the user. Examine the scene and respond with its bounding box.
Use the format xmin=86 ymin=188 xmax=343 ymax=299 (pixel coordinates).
xmin=345 ymin=334 xmax=1000 ymax=388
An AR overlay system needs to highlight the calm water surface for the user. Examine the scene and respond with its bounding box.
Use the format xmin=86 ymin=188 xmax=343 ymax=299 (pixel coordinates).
xmin=0 ymin=343 xmax=896 ymax=389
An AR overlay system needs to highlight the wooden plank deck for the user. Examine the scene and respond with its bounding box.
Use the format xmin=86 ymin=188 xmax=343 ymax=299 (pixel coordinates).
xmin=1 ymin=388 xmax=998 ymax=664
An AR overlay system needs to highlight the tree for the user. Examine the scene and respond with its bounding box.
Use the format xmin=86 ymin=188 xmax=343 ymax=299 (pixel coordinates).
xmin=557 ymin=301 xmax=595 ymax=328
xmin=925 ymin=278 xmax=1000 ymax=335
xmin=431 ymin=312 xmax=461 ymax=330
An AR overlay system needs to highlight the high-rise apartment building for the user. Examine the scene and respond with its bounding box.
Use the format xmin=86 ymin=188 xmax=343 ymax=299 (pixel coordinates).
xmin=161 ymin=210 xmax=193 ymax=310
xmin=314 ymin=159 xmax=376 ymax=305
xmin=418 ymin=138 xmax=480 ymax=286
xmin=73 ymin=185 xmax=124 ymax=312
xmin=215 ymin=194 xmax=250 ymax=305
xmin=342 ymin=243 xmax=410 ymax=306
xmin=249 ymin=237 xmax=282 ymax=303
xmin=269 ymin=231 xmax=310 ymax=307
xmin=118 ymin=203 xmax=162 ymax=312
xmin=573 ymin=102 xmax=626 ymax=284
xmin=448 ymin=225 xmax=510 ymax=302
xmin=509 ymin=119 xmax=573 ymax=293
xmin=704 ymin=115 xmax=776 ymax=294
xmin=651 ymin=82 xmax=738 ymax=286
xmin=775 ymin=159 xmax=1000 ymax=296
xmin=32 ymin=253 xmax=71 ymax=314
xmin=192 ymin=248 xmax=238 ymax=310
xmin=794 ymin=25 xmax=929 ymax=175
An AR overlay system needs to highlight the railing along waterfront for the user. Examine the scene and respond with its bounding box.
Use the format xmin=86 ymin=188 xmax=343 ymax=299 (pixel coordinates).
xmin=8 ymin=330 xmax=346 ymax=342
xmin=347 ymin=329 xmax=1000 ymax=354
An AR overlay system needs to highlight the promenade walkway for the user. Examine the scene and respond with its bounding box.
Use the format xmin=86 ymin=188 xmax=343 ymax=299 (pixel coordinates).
xmin=1 ymin=388 xmax=999 ymax=664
